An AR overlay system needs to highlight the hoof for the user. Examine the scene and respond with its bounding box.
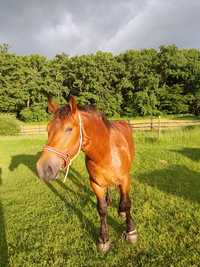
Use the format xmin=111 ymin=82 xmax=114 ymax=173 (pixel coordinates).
xmin=119 ymin=211 xmax=126 ymax=221
xmin=97 ymin=240 xmax=111 ymax=252
xmin=122 ymin=230 xmax=138 ymax=244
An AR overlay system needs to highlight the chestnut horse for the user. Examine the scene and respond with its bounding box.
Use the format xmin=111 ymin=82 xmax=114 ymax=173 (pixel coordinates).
xmin=37 ymin=96 xmax=137 ymax=252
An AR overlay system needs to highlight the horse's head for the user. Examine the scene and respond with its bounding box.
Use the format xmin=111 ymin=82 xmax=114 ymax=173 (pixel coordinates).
xmin=37 ymin=96 xmax=82 ymax=182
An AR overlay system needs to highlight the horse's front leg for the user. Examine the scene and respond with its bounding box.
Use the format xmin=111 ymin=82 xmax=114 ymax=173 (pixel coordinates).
xmin=90 ymin=180 xmax=110 ymax=252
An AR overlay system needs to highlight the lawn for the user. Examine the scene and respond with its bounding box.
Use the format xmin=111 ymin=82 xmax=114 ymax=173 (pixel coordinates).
xmin=0 ymin=128 xmax=200 ymax=267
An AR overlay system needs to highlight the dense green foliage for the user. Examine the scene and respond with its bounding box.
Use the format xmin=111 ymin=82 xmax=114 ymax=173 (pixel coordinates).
xmin=19 ymin=106 xmax=50 ymax=122
xmin=0 ymin=115 xmax=20 ymax=135
xmin=0 ymin=128 xmax=200 ymax=266
xmin=0 ymin=44 xmax=200 ymax=120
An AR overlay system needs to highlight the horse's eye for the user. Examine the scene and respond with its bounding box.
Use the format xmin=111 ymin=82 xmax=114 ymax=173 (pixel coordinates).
xmin=65 ymin=127 xmax=72 ymax=133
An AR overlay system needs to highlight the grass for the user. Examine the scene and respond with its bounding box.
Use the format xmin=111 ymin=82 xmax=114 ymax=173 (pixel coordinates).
xmin=0 ymin=128 xmax=200 ymax=266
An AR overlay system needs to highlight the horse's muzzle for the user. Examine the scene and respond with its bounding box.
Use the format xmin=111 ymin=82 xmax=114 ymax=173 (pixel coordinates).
xmin=36 ymin=157 xmax=61 ymax=182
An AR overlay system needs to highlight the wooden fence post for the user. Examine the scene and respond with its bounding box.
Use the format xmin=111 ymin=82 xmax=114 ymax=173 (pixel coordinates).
xmin=158 ymin=116 xmax=161 ymax=140
xmin=150 ymin=117 xmax=153 ymax=131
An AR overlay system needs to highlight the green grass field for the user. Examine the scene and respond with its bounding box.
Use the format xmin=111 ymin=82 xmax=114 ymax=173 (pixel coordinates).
xmin=0 ymin=128 xmax=200 ymax=267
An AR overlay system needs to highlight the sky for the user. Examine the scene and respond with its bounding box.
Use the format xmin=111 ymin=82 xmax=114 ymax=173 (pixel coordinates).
xmin=0 ymin=0 xmax=200 ymax=57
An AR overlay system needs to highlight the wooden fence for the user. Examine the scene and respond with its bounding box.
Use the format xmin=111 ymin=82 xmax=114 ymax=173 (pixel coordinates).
xmin=20 ymin=119 xmax=200 ymax=135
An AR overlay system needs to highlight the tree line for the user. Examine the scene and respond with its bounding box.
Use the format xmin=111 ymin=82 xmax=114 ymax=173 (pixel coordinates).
xmin=0 ymin=43 xmax=200 ymax=121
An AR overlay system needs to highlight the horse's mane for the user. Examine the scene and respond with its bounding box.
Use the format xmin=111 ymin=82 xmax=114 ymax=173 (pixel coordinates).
xmin=56 ymin=104 xmax=112 ymax=128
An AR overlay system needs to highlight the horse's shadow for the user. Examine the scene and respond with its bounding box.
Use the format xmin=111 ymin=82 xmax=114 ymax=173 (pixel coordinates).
xmin=9 ymin=152 xmax=41 ymax=175
xmin=9 ymin=153 xmax=122 ymax=242
xmin=0 ymin=168 xmax=9 ymax=267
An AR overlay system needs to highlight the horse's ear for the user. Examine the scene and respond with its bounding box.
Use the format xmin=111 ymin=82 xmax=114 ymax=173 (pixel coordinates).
xmin=48 ymin=98 xmax=59 ymax=113
xmin=69 ymin=96 xmax=77 ymax=114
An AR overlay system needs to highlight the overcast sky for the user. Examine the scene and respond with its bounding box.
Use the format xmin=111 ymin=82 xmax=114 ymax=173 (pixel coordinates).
xmin=0 ymin=0 xmax=200 ymax=57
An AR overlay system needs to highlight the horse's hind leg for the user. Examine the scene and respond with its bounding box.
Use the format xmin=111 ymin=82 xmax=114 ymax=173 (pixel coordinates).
xmin=118 ymin=177 xmax=137 ymax=244
xmin=90 ymin=180 xmax=110 ymax=252
xmin=106 ymin=188 xmax=112 ymax=206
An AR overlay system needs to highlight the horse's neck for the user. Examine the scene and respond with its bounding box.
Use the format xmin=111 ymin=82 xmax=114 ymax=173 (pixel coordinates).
xmin=80 ymin=111 xmax=110 ymax=162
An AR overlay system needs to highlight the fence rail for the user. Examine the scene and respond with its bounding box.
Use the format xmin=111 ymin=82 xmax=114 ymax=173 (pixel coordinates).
xmin=20 ymin=125 xmax=47 ymax=135
xmin=128 ymin=120 xmax=200 ymax=130
xmin=19 ymin=119 xmax=200 ymax=135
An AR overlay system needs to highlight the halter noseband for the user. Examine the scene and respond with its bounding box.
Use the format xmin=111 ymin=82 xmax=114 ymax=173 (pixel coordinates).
xmin=43 ymin=145 xmax=71 ymax=168
xmin=43 ymin=113 xmax=83 ymax=182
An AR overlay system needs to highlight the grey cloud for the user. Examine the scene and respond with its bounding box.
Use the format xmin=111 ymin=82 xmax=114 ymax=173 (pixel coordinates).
xmin=102 ymin=0 xmax=200 ymax=52
xmin=0 ymin=0 xmax=199 ymax=57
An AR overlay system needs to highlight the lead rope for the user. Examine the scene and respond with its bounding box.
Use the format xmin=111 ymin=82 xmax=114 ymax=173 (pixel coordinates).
xmin=63 ymin=113 xmax=83 ymax=183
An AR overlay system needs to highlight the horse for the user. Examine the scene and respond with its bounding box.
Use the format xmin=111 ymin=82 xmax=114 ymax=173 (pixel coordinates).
xmin=36 ymin=96 xmax=137 ymax=252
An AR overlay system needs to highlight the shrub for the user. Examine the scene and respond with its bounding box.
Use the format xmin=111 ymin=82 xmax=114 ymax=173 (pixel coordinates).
xmin=19 ymin=106 xmax=50 ymax=122
xmin=0 ymin=115 xmax=20 ymax=135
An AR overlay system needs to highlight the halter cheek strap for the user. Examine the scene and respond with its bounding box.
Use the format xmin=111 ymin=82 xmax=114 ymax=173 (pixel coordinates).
xmin=43 ymin=113 xmax=83 ymax=182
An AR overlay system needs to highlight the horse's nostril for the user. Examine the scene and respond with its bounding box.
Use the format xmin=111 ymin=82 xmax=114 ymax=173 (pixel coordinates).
xmin=45 ymin=165 xmax=54 ymax=178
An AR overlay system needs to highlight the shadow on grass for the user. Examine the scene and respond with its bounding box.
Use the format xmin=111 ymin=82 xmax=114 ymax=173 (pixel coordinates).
xmin=170 ymin=148 xmax=200 ymax=162
xmin=8 ymin=153 xmax=123 ymax=242
xmin=45 ymin=167 xmax=122 ymax=242
xmin=0 ymin=168 xmax=9 ymax=267
xmin=137 ymin=164 xmax=200 ymax=203
xmin=8 ymin=152 xmax=41 ymax=175
xmin=45 ymin=176 xmax=98 ymax=242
